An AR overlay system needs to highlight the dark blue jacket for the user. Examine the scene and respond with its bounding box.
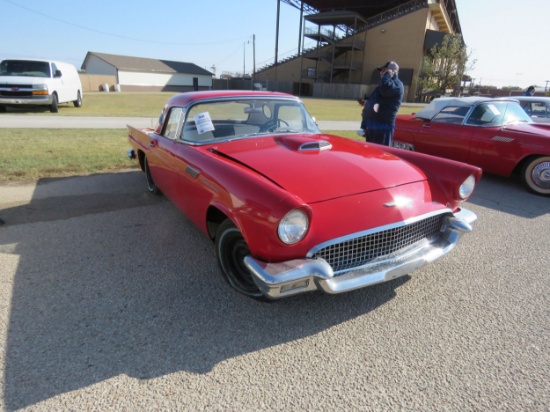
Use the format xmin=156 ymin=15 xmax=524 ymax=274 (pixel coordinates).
xmin=362 ymin=72 xmax=404 ymax=125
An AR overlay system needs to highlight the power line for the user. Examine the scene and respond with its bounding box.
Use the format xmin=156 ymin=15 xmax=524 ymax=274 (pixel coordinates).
xmin=3 ymin=0 xmax=250 ymax=47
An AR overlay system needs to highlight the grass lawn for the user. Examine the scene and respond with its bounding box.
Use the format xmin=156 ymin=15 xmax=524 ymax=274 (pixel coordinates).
xmin=0 ymin=94 xmax=423 ymax=182
xmin=2 ymin=92 xmax=420 ymax=119
xmin=0 ymin=129 xmax=137 ymax=183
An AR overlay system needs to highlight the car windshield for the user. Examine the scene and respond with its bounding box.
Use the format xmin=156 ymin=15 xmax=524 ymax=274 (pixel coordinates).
xmin=465 ymin=101 xmax=532 ymax=126
xmin=180 ymin=97 xmax=320 ymax=143
xmin=0 ymin=60 xmax=51 ymax=77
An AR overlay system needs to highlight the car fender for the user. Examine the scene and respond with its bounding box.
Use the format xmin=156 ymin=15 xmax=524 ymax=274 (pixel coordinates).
xmin=383 ymin=145 xmax=482 ymax=207
xmin=188 ymin=147 xmax=308 ymax=260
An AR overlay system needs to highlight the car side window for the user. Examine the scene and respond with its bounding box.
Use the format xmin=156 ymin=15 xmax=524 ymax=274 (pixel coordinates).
xmin=161 ymin=107 xmax=184 ymax=140
xmin=520 ymin=101 xmax=531 ymax=115
xmin=431 ymin=106 xmax=468 ymax=124
xmin=466 ymin=104 xmax=502 ymax=126
xmin=51 ymin=63 xmax=58 ymax=78
xmin=531 ymin=102 xmax=548 ymax=118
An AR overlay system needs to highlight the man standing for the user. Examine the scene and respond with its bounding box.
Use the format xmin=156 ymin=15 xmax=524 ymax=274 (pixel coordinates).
xmin=360 ymin=61 xmax=404 ymax=146
xmin=523 ymin=86 xmax=535 ymax=96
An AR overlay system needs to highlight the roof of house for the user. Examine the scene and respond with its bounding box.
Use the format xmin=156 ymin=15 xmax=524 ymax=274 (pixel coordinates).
xmin=82 ymin=52 xmax=213 ymax=76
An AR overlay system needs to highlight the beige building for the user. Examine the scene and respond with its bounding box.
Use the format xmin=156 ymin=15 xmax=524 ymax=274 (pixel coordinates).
xmin=81 ymin=51 xmax=213 ymax=92
xmin=255 ymin=0 xmax=460 ymax=101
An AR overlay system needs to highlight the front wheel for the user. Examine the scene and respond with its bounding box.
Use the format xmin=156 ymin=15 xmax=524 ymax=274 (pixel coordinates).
xmin=521 ymin=156 xmax=550 ymax=195
xmin=144 ymin=156 xmax=161 ymax=195
xmin=50 ymin=93 xmax=58 ymax=113
xmin=215 ymin=220 xmax=266 ymax=300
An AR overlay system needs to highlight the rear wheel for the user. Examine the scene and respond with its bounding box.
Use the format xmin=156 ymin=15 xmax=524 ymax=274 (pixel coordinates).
xmin=215 ymin=220 xmax=266 ymax=300
xmin=144 ymin=156 xmax=161 ymax=195
xmin=521 ymin=156 xmax=550 ymax=195
xmin=73 ymin=91 xmax=82 ymax=107
xmin=50 ymin=93 xmax=58 ymax=113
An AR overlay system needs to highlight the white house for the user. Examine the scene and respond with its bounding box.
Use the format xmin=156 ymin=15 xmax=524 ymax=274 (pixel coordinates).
xmin=81 ymin=51 xmax=213 ymax=92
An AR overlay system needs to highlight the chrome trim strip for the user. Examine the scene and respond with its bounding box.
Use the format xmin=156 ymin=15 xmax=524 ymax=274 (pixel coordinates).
xmin=299 ymin=141 xmax=332 ymax=151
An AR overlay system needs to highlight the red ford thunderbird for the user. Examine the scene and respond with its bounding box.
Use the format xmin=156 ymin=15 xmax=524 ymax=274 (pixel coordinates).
xmin=128 ymin=91 xmax=481 ymax=300
xmin=393 ymin=97 xmax=550 ymax=195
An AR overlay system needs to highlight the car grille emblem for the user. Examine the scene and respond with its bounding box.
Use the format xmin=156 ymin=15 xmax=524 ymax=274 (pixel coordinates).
xmin=384 ymin=196 xmax=412 ymax=208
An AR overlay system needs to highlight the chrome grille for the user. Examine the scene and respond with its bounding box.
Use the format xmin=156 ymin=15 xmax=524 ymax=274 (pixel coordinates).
xmin=312 ymin=214 xmax=446 ymax=273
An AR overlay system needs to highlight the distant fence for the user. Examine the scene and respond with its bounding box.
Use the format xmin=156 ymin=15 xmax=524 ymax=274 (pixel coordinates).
xmin=212 ymin=79 xmax=367 ymax=99
xmin=80 ymin=75 xmax=390 ymax=100
xmin=312 ymin=83 xmax=369 ymax=100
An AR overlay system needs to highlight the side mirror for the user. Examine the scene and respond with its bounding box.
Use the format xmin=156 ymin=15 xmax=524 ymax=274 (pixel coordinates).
xmin=54 ymin=70 xmax=62 ymax=78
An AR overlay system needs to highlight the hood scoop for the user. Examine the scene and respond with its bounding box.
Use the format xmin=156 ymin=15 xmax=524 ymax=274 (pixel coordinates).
xmin=275 ymin=135 xmax=332 ymax=152
xmin=299 ymin=140 xmax=332 ymax=151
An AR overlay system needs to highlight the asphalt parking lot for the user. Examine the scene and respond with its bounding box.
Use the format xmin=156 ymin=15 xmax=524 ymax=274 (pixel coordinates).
xmin=0 ymin=137 xmax=549 ymax=410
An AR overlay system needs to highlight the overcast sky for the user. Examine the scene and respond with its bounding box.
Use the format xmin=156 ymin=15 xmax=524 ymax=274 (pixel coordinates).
xmin=1 ymin=0 xmax=549 ymax=89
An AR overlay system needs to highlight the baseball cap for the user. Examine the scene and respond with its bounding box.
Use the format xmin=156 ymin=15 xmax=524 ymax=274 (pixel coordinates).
xmin=377 ymin=61 xmax=399 ymax=72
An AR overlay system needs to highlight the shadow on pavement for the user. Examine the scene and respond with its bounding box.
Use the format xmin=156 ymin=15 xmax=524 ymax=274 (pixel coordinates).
xmin=467 ymin=173 xmax=549 ymax=218
xmin=0 ymin=171 xmax=407 ymax=409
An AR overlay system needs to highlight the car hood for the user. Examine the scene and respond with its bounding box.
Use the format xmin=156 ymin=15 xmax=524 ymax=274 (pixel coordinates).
xmin=209 ymin=134 xmax=427 ymax=203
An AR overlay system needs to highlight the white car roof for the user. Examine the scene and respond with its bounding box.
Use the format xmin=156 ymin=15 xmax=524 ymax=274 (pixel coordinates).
xmin=415 ymin=97 xmax=489 ymax=119
xmin=415 ymin=96 xmax=527 ymax=119
xmin=512 ymin=96 xmax=550 ymax=102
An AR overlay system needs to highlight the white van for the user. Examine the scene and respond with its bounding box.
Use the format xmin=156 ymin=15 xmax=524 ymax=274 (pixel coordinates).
xmin=0 ymin=59 xmax=83 ymax=113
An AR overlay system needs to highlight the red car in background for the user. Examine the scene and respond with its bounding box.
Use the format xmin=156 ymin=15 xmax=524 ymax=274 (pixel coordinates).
xmin=393 ymin=97 xmax=550 ymax=195
xmin=128 ymin=91 xmax=481 ymax=300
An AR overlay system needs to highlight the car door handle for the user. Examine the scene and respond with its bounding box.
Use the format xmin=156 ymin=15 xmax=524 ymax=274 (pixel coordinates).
xmin=422 ymin=124 xmax=432 ymax=129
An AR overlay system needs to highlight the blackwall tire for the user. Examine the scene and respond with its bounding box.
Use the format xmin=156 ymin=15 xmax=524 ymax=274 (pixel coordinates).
xmin=73 ymin=91 xmax=82 ymax=107
xmin=215 ymin=220 xmax=267 ymax=300
xmin=50 ymin=93 xmax=58 ymax=113
xmin=144 ymin=156 xmax=161 ymax=195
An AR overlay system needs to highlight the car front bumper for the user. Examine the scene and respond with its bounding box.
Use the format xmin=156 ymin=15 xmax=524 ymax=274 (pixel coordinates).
xmin=0 ymin=95 xmax=53 ymax=106
xmin=244 ymin=208 xmax=477 ymax=299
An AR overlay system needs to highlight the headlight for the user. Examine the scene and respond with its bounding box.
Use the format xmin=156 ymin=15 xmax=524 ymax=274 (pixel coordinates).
xmin=459 ymin=174 xmax=476 ymax=199
xmin=32 ymin=84 xmax=48 ymax=96
xmin=278 ymin=209 xmax=309 ymax=244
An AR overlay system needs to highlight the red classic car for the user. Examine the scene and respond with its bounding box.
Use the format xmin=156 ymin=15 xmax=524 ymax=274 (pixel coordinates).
xmin=393 ymin=97 xmax=550 ymax=195
xmin=128 ymin=91 xmax=481 ymax=300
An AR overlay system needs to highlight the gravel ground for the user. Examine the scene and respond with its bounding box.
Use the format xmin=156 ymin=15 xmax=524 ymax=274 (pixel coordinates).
xmin=0 ymin=170 xmax=548 ymax=411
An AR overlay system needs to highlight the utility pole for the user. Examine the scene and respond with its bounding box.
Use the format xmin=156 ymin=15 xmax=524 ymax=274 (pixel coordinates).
xmin=275 ymin=0 xmax=280 ymax=66
xmin=252 ymin=34 xmax=256 ymax=89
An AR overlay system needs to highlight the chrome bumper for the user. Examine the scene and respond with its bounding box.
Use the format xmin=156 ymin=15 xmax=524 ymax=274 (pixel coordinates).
xmin=0 ymin=95 xmax=53 ymax=106
xmin=244 ymin=208 xmax=477 ymax=299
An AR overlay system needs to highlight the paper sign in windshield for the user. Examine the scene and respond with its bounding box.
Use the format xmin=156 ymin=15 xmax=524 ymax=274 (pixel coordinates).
xmin=194 ymin=112 xmax=214 ymax=134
